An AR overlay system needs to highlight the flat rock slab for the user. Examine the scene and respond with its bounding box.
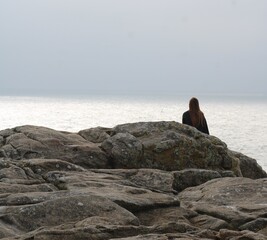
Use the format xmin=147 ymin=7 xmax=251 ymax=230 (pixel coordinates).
xmin=178 ymin=177 xmax=267 ymax=231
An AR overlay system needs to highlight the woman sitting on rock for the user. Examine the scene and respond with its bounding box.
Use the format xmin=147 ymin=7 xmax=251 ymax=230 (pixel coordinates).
xmin=182 ymin=97 xmax=209 ymax=134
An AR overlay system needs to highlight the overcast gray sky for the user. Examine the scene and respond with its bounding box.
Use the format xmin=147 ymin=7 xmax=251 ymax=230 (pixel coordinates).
xmin=1 ymin=0 xmax=266 ymax=97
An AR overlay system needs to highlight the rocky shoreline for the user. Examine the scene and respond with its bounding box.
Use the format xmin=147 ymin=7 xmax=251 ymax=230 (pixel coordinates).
xmin=0 ymin=121 xmax=266 ymax=239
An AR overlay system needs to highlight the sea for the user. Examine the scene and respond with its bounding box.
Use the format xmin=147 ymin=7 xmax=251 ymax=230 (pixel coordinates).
xmin=0 ymin=94 xmax=266 ymax=172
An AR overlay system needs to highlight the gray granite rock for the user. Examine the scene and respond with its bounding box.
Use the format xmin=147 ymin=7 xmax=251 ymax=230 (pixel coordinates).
xmin=78 ymin=126 xmax=111 ymax=143
xmin=108 ymin=121 xmax=266 ymax=178
xmin=0 ymin=125 xmax=109 ymax=169
xmin=178 ymin=177 xmax=267 ymax=231
xmin=0 ymin=122 xmax=266 ymax=240
xmin=1 ymin=122 xmax=266 ymax=178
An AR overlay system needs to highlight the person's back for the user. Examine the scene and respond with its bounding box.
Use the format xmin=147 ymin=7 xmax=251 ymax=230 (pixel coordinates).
xmin=182 ymin=97 xmax=209 ymax=134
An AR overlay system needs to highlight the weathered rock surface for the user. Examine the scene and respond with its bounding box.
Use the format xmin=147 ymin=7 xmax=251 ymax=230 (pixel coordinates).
xmin=1 ymin=122 xmax=266 ymax=178
xmin=0 ymin=121 xmax=266 ymax=240
xmin=105 ymin=122 xmax=266 ymax=178
xmin=0 ymin=125 xmax=109 ymax=169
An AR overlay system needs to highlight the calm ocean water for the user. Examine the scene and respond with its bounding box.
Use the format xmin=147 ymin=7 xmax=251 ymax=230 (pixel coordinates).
xmin=0 ymin=95 xmax=266 ymax=172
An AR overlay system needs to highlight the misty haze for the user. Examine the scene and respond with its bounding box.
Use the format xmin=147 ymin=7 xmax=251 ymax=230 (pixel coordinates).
xmin=1 ymin=0 xmax=266 ymax=97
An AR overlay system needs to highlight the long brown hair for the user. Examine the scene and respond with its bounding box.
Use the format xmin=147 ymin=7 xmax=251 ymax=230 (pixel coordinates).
xmin=189 ymin=97 xmax=205 ymax=127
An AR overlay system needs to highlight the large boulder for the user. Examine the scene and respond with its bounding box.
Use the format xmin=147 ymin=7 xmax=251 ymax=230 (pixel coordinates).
xmin=230 ymin=150 xmax=267 ymax=179
xmin=178 ymin=177 xmax=267 ymax=232
xmin=172 ymin=168 xmax=234 ymax=192
xmin=78 ymin=127 xmax=111 ymax=143
xmin=2 ymin=195 xmax=139 ymax=232
xmin=0 ymin=125 xmax=109 ymax=169
xmin=106 ymin=121 xmax=266 ymax=178
xmin=101 ymin=132 xmax=143 ymax=168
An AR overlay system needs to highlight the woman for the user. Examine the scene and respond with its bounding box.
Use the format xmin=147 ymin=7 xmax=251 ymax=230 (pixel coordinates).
xmin=182 ymin=97 xmax=209 ymax=134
